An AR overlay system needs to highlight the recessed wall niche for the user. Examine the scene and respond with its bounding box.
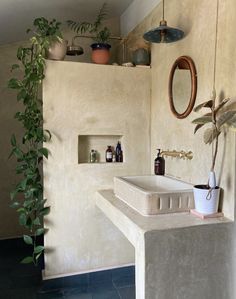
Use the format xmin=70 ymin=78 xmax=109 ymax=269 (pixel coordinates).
xmin=78 ymin=135 xmax=124 ymax=164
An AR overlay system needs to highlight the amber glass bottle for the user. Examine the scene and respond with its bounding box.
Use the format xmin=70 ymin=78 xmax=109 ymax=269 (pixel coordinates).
xmin=106 ymin=146 xmax=113 ymax=162
xmin=154 ymin=149 xmax=165 ymax=175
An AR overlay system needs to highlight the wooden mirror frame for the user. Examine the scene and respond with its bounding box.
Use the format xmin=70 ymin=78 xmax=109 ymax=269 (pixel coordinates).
xmin=168 ymin=56 xmax=197 ymax=119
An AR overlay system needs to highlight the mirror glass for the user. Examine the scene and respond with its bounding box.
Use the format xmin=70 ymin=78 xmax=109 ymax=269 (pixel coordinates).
xmin=168 ymin=56 xmax=197 ymax=119
xmin=172 ymin=69 xmax=191 ymax=114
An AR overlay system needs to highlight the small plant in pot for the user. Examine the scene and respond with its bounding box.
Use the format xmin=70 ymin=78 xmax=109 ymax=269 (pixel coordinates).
xmin=67 ymin=3 xmax=112 ymax=64
xmin=32 ymin=17 xmax=67 ymax=60
xmin=192 ymin=90 xmax=236 ymax=214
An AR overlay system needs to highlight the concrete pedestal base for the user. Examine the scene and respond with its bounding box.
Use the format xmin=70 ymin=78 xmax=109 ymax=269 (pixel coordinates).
xmin=96 ymin=190 xmax=233 ymax=299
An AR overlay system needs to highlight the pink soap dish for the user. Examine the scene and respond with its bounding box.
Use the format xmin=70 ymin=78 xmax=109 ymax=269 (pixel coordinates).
xmin=190 ymin=209 xmax=224 ymax=219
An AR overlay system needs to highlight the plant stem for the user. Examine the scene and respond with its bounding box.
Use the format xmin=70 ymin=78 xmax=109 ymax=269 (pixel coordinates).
xmin=211 ymin=108 xmax=219 ymax=172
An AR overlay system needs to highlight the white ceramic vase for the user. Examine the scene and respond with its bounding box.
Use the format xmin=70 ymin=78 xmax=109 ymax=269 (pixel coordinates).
xmin=47 ymin=39 xmax=67 ymax=61
xmin=193 ymin=186 xmax=220 ymax=214
xmin=193 ymin=172 xmax=220 ymax=214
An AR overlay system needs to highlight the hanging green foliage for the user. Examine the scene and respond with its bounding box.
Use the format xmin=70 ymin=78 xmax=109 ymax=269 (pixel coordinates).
xmin=67 ymin=2 xmax=111 ymax=44
xmin=8 ymin=17 xmax=62 ymax=265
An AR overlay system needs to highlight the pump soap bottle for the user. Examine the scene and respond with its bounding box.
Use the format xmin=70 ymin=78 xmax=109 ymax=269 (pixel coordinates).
xmin=115 ymin=141 xmax=123 ymax=162
xmin=154 ymin=149 xmax=165 ymax=175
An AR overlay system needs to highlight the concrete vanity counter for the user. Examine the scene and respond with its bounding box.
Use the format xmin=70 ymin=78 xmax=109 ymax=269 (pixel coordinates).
xmin=96 ymin=190 xmax=233 ymax=299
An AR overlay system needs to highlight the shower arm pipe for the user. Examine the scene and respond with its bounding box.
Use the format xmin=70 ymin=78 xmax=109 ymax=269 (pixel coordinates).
xmin=72 ymin=35 xmax=125 ymax=43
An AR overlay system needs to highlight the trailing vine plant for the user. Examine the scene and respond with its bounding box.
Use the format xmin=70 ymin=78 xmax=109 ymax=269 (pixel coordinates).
xmin=8 ymin=17 xmax=62 ymax=265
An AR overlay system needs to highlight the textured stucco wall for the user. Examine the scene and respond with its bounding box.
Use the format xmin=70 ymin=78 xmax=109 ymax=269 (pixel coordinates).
xmin=125 ymin=0 xmax=236 ymax=297
xmin=43 ymin=61 xmax=151 ymax=277
xmin=0 ymin=17 xmax=120 ymax=239
xmin=120 ymin=0 xmax=161 ymax=36
xmin=145 ymin=224 xmax=234 ymax=299
xmin=125 ymin=0 xmax=236 ymax=219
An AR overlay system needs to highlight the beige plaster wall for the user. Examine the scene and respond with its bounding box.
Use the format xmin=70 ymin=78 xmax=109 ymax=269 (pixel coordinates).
xmin=126 ymin=0 xmax=236 ymax=220
xmin=43 ymin=61 xmax=151 ymax=277
xmin=125 ymin=0 xmax=236 ymax=296
xmin=0 ymin=16 xmax=120 ymax=239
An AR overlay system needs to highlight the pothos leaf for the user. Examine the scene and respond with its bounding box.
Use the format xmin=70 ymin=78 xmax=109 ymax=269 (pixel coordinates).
xmin=38 ymin=147 xmax=49 ymax=159
xmin=19 ymin=213 xmax=27 ymax=226
xmin=21 ymin=256 xmax=34 ymax=264
xmin=35 ymin=228 xmax=45 ymax=236
xmin=39 ymin=207 xmax=50 ymax=216
xmin=11 ymin=64 xmax=20 ymax=72
xmin=23 ymin=235 xmax=33 ymax=245
xmin=11 ymin=134 xmax=16 ymax=146
xmin=34 ymin=245 xmax=44 ymax=254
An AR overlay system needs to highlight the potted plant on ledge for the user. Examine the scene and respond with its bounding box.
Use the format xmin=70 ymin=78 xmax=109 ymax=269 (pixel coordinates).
xmin=192 ymin=90 xmax=236 ymax=215
xmin=67 ymin=3 xmax=112 ymax=64
xmin=32 ymin=17 xmax=67 ymax=60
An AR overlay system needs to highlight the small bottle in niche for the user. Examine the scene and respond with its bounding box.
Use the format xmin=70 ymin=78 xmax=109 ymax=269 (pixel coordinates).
xmin=106 ymin=146 xmax=113 ymax=162
xmin=154 ymin=149 xmax=165 ymax=175
xmin=115 ymin=141 xmax=123 ymax=162
xmin=90 ymin=149 xmax=97 ymax=163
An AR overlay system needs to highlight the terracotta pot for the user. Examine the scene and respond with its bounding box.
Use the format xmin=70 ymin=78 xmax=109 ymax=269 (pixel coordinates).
xmin=91 ymin=43 xmax=111 ymax=64
xmin=47 ymin=39 xmax=68 ymax=61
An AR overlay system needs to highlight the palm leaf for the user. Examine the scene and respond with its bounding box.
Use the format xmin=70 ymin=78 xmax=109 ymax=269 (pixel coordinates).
xmin=194 ymin=100 xmax=213 ymax=112
xmin=224 ymin=114 xmax=236 ymax=129
xmin=203 ymin=128 xmax=220 ymax=144
xmin=194 ymin=124 xmax=204 ymax=134
xmin=93 ymin=2 xmax=108 ymax=31
xmin=217 ymin=110 xmax=236 ymax=128
xmin=67 ymin=20 xmax=92 ymax=34
xmin=192 ymin=114 xmax=212 ymax=125
xmin=215 ymin=98 xmax=231 ymax=114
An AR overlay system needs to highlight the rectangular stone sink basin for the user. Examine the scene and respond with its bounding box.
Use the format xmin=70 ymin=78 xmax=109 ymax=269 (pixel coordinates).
xmin=114 ymin=175 xmax=194 ymax=216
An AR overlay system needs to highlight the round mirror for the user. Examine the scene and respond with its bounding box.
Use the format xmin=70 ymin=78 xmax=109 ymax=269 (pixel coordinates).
xmin=168 ymin=56 xmax=197 ymax=119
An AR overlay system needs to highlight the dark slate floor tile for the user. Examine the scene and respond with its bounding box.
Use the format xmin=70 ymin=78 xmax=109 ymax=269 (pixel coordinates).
xmin=91 ymin=289 xmax=120 ymax=299
xmin=63 ymin=273 xmax=89 ymax=288
xmin=66 ymin=294 xmax=92 ymax=299
xmin=112 ymin=275 xmax=135 ymax=288
xmin=112 ymin=266 xmax=135 ymax=281
xmin=36 ymin=289 xmax=65 ymax=299
xmin=11 ymin=263 xmax=42 ymax=276
xmin=10 ymin=273 xmax=42 ymax=289
xmin=117 ymin=286 xmax=136 ymax=299
xmin=0 ymin=287 xmax=37 ymax=299
xmin=40 ymin=278 xmax=64 ymax=292
xmin=0 ymin=238 xmax=136 ymax=299
xmin=89 ymin=270 xmax=112 ymax=285
xmin=63 ymin=287 xmax=92 ymax=299
xmin=0 ymin=273 xmax=11 ymax=289
xmin=88 ymin=281 xmax=114 ymax=292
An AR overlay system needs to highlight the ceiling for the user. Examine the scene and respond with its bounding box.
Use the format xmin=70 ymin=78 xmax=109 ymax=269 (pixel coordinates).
xmin=0 ymin=0 xmax=134 ymax=45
